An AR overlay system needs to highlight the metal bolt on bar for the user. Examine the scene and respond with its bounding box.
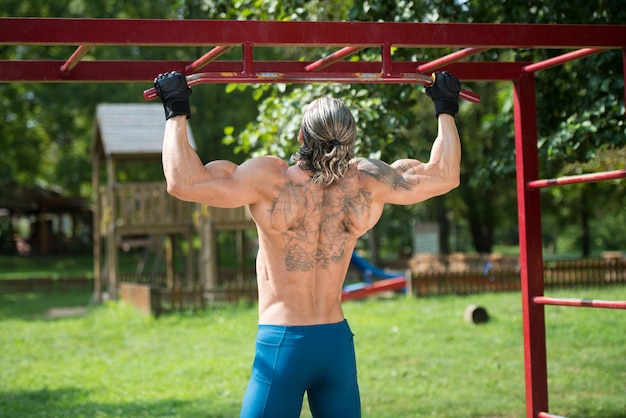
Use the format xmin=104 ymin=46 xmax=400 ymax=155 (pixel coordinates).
xmin=534 ymin=296 xmax=626 ymax=310
xmin=523 ymin=48 xmax=605 ymax=73
xmin=185 ymin=45 xmax=234 ymax=74
xmin=417 ymin=47 xmax=490 ymax=74
xmin=305 ymin=46 xmax=365 ymax=72
xmin=527 ymin=169 xmax=626 ymax=189
xmin=60 ymin=44 xmax=92 ymax=75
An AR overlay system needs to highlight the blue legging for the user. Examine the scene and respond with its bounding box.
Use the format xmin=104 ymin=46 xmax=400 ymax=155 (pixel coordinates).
xmin=240 ymin=320 xmax=361 ymax=418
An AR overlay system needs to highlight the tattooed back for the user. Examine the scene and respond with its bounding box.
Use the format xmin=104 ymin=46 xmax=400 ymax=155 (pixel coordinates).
xmin=248 ymin=159 xmax=386 ymax=326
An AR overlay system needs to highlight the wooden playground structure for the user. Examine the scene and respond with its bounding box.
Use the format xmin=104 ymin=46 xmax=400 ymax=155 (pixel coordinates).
xmin=1 ymin=17 xmax=625 ymax=418
xmin=91 ymin=103 xmax=255 ymax=313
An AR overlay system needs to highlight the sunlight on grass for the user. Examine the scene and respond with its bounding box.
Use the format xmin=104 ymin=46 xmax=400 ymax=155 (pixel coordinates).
xmin=1 ymin=287 xmax=625 ymax=417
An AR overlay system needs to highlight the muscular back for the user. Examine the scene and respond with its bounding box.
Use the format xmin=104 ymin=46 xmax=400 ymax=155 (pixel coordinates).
xmin=248 ymin=160 xmax=384 ymax=325
xmin=163 ymin=114 xmax=459 ymax=326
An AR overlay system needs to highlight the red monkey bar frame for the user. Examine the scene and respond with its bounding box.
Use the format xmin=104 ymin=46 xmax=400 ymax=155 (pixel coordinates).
xmin=1 ymin=18 xmax=625 ymax=418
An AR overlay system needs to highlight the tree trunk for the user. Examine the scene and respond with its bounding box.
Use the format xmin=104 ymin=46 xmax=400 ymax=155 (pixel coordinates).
xmin=581 ymin=189 xmax=591 ymax=257
xmin=469 ymin=211 xmax=494 ymax=253
xmin=437 ymin=196 xmax=450 ymax=255
xmin=460 ymin=184 xmax=494 ymax=254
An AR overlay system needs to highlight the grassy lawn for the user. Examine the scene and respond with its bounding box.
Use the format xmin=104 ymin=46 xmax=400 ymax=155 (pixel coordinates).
xmin=0 ymin=253 xmax=144 ymax=279
xmin=0 ymin=254 xmax=95 ymax=279
xmin=0 ymin=287 xmax=625 ymax=418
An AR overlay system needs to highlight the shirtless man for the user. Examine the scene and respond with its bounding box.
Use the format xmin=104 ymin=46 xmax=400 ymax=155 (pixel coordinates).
xmin=154 ymin=71 xmax=461 ymax=418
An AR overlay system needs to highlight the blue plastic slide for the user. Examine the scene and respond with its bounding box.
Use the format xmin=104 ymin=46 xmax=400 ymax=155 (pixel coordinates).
xmin=350 ymin=251 xmax=403 ymax=282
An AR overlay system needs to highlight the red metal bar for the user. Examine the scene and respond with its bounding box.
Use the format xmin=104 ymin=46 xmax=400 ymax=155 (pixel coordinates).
xmin=242 ymin=43 xmax=253 ymax=76
xmin=534 ymin=296 xmax=626 ymax=309
xmin=184 ymin=45 xmax=234 ymax=73
xmin=2 ymin=18 xmax=626 ymax=49
xmin=412 ymin=72 xmax=480 ymax=103
xmin=59 ymin=44 xmax=92 ymax=75
xmin=341 ymin=277 xmax=406 ymax=301
xmin=382 ymin=44 xmax=392 ymax=77
xmin=528 ymin=169 xmax=626 ymax=189
xmin=514 ymin=72 xmax=550 ymax=418
xmin=305 ymin=47 xmax=364 ymax=72
xmin=0 ymin=60 xmax=526 ymax=83
xmin=417 ymin=47 xmax=490 ymax=73
xmin=523 ymin=48 xmax=604 ymax=73
xmin=143 ymin=70 xmax=481 ymax=102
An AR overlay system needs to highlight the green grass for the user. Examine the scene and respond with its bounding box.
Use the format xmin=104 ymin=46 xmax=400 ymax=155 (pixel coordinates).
xmin=0 ymin=254 xmax=144 ymax=279
xmin=0 ymin=255 xmax=94 ymax=279
xmin=1 ymin=287 xmax=625 ymax=418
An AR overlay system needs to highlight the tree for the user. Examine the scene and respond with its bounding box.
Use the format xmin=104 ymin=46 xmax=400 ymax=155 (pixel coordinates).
xmin=435 ymin=0 xmax=626 ymax=255
xmin=2 ymin=0 xmax=624 ymax=257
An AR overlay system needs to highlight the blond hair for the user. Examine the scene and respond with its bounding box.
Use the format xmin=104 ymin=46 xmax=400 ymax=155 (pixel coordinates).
xmin=291 ymin=97 xmax=356 ymax=185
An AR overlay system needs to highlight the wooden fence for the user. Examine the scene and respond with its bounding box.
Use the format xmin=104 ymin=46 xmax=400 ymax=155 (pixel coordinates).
xmin=412 ymin=269 xmax=521 ymax=296
xmin=412 ymin=258 xmax=625 ymax=297
xmin=2 ymin=258 xmax=624 ymax=306
xmin=543 ymin=258 xmax=625 ymax=287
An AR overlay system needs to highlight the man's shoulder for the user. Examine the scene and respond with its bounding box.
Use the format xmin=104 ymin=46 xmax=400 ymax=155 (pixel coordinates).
xmin=242 ymin=155 xmax=289 ymax=174
xmin=353 ymin=158 xmax=393 ymax=179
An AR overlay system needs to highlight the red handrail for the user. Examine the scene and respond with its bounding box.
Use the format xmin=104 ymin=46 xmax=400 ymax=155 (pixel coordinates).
xmin=528 ymin=169 xmax=626 ymax=189
xmin=534 ymin=296 xmax=626 ymax=310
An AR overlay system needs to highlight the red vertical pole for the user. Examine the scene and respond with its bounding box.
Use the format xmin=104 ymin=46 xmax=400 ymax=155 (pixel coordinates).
xmin=513 ymin=72 xmax=549 ymax=418
xmin=382 ymin=43 xmax=392 ymax=77
xmin=242 ymin=43 xmax=254 ymax=76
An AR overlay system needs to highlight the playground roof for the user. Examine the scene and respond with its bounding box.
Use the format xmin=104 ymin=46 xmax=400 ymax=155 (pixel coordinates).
xmin=93 ymin=103 xmax=196 ymax=161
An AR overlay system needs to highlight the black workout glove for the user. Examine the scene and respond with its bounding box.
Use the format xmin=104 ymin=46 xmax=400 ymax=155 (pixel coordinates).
xmin=154 ymin=71 xmax=192 ymax=120
xmin=425 ymin=71 xmax=461 ymax=117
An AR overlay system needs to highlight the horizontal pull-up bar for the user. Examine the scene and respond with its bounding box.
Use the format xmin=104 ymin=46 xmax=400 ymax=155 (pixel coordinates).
xmin=533 ymin=296 xmax=626 ymax=310
xmin=527 ymin=169 xmax=626 ymax=189
xmin=142 ymin=70 xmax=481 ymax=103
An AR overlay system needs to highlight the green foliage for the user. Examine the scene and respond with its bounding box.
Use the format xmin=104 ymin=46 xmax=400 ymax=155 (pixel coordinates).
xmin=1 ymin=0 xmax=624 ymax=255
xmin=0 ymin=84 xmax=52 ymax=189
